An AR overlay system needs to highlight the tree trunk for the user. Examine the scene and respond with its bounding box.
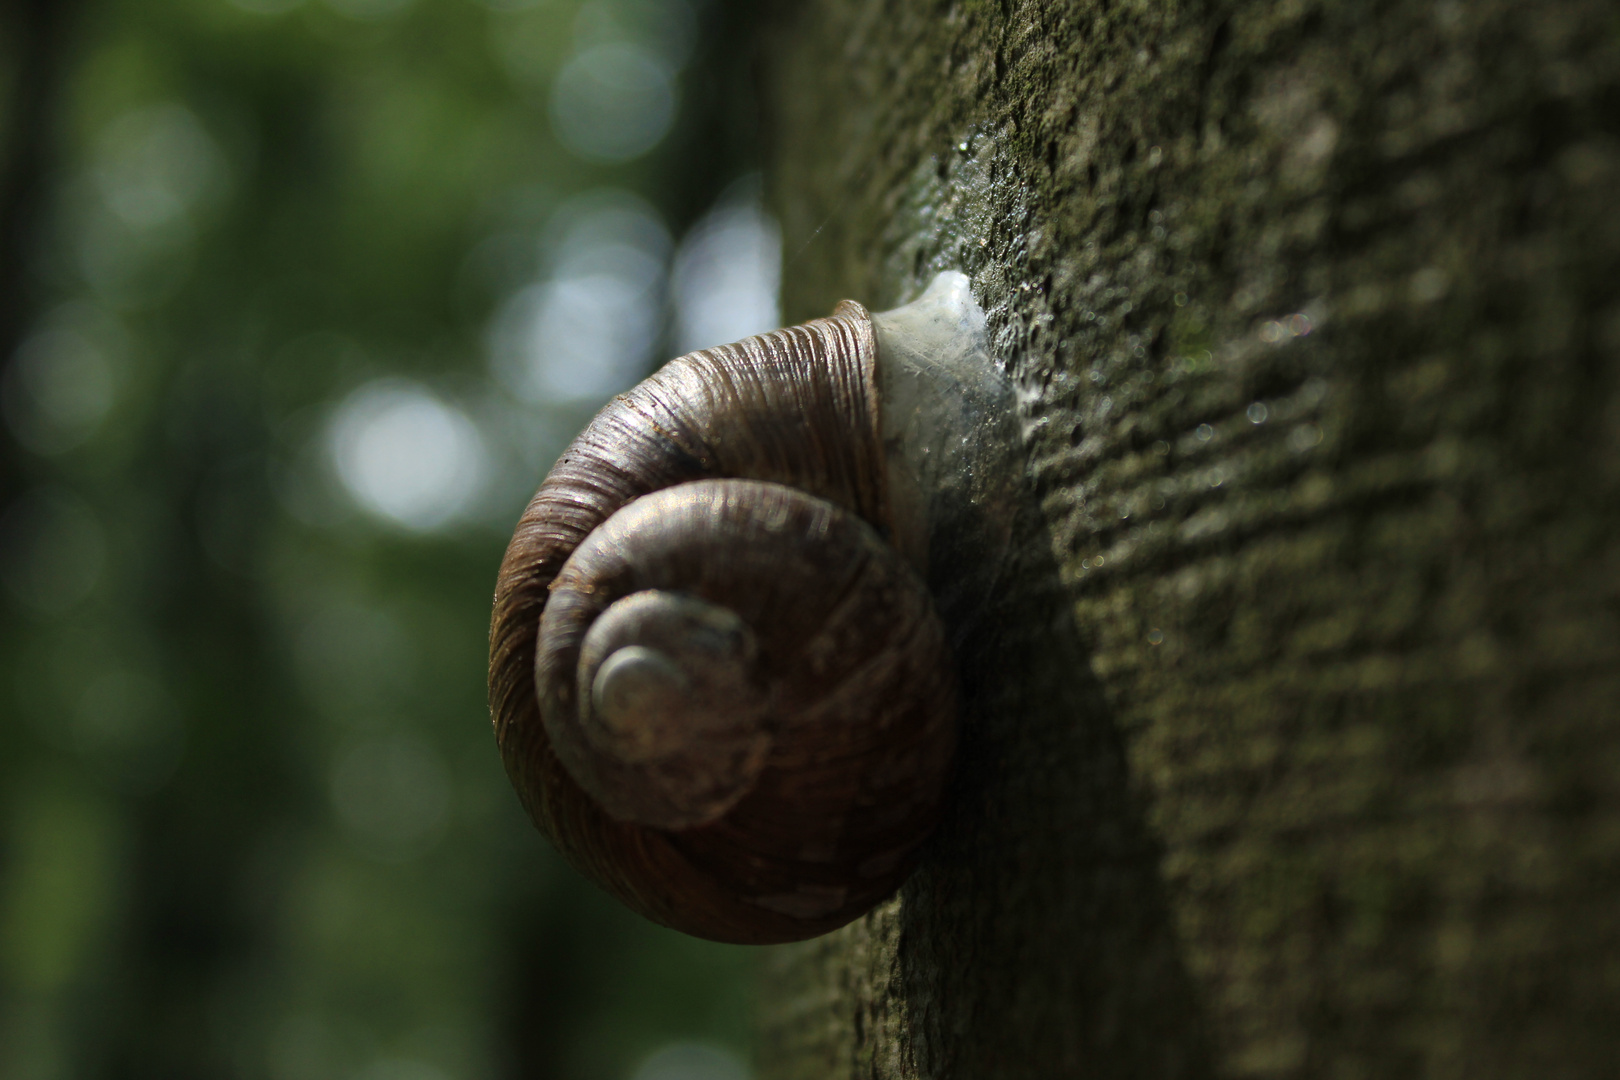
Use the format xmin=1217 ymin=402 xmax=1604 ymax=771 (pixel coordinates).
xmin=753 ymin=0 xmax=1620 ymax=1076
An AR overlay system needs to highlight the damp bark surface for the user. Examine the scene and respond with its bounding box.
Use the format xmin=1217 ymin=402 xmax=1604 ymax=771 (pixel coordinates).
xmin=751 ymin=1 xmax=1620 ymax=1077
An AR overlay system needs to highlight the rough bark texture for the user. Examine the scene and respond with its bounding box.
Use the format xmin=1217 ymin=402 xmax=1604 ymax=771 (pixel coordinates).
xmin=753 ymin=0 xmax=1620 ymax=1076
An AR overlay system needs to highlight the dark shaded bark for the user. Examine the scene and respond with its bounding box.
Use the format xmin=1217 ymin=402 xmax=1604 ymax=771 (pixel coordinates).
xmin=755 ymin=1 xmax=1620 ymax=1076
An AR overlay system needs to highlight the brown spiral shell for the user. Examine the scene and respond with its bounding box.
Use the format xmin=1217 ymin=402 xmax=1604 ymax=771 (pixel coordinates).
xmin=488 ymin=301 xmax=957 ymax=944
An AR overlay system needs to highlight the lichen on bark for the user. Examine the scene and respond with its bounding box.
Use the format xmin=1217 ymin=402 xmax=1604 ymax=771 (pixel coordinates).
xmin=754 ymin=0 xmax=1620 ymax=1076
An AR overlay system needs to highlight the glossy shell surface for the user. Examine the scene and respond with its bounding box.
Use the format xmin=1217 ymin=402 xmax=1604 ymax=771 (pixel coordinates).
xmin=489 ymin=301 xmax=958 ymax=944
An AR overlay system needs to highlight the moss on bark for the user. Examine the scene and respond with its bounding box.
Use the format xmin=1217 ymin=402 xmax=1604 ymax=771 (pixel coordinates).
xmin=753 ymin=1 xmax=1620 ymax=1076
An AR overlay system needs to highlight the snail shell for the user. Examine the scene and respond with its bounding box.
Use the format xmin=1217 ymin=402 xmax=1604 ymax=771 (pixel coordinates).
xmin=489 ymin=295 xmax=968 ymax=944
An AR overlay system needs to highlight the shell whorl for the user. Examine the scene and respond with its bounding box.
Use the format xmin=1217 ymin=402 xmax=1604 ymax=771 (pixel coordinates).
xmin=489 ymin=302 xmax=957 ymax=944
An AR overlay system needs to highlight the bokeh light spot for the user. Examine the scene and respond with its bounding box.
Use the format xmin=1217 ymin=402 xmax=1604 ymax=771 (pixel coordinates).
xmin=1 ymin=303 xmax=125 ymax=455
xmin=489 ymin=190 xmax=670 ymax=404
xmin=673 ymin=181 xmax=781 ymax=354
xmin=94 ymin=103 xmax=223 ymax=230
xmin=575 ymin=0 xmax=699 ymax=69
xmin=329 ymin=381 xmax=487 ymax=530
xmin=550 ymin=42 xmax=677 ymax=163
xmin=630 ymin=1041 xmax=750 ymax=1080
xmin=354 ymin=1059 xmax=452 ymax=1080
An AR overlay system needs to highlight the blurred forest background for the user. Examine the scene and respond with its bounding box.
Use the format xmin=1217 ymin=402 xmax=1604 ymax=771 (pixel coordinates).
xmin=0 ymin=0 xmax=772 ymax=1077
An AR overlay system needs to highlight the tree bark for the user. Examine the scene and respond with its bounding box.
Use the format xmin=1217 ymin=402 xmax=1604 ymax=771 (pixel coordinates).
xmin=753 ymin=0 xmax=1620 ymax=1076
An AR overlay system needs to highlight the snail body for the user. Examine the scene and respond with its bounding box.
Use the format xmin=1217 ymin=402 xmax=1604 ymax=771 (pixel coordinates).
xmin=490 ymin=272 xmax=1011 ymax=944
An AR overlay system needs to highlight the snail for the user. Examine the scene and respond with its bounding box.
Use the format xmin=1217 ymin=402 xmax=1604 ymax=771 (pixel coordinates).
xmin=489 ymin=271 xmax=1015 ymax=944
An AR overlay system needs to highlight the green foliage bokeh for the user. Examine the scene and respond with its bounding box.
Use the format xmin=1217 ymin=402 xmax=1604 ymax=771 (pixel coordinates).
xmin=0 ymin=1 xmax=761 ymax=1077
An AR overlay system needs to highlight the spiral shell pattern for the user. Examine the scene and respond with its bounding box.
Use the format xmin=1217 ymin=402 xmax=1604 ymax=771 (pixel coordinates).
xmin=489 ymin=302 xmax=957 ymax=944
